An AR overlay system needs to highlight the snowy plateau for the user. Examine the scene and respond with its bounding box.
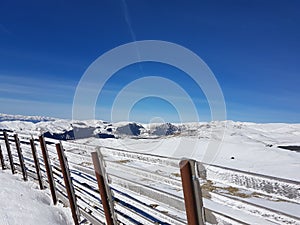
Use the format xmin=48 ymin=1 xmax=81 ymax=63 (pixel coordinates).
xmin=0 ymin=113 xmax=299 ymax=181
xmin=0 ymin=113 xmax=300 ymax=225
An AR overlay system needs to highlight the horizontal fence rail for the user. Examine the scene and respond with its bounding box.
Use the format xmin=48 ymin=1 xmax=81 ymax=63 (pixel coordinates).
xmin=1 ymin=130 xmax=300 ymax=225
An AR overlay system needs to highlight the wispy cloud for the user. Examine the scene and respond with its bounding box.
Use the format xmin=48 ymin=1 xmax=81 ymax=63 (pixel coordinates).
xmin=0 ymin=97 xmax=72 ymax=119
xmin=0 ymin=73 xmax=76 ymax=103
xmin=0 ymin=74 xmax=76 ymax=90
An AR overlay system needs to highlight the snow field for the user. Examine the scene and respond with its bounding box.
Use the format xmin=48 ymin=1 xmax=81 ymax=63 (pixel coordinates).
xmin=0 ymin=170 xmax=73 ymax=225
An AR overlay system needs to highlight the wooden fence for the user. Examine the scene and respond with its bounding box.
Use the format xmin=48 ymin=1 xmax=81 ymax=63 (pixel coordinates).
xmin=1 ymin=130 xmax=300 ymax=225
xmin=0 ymin=131 xmax=205 ymax=225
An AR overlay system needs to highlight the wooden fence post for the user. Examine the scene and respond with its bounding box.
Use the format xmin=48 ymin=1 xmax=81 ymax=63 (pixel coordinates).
xmin=14 ymin=134 xmax=28 ymax=181
xmin=56 ymin=142 xmax=80 ymax=225
xmin=30 ymin=138 xmax=44 ymax=189
xmin=92 ymin=149 xmax=117 ymax=225
xmin=0 ymin=145 xmax=5 ymax=170
xmin=39 ymin=135 xmax=57 ymax=205
xmin=3 ymin=131 xmax=15 ymax=174
xmin=180 ymin=159 xmax=205 ymax=225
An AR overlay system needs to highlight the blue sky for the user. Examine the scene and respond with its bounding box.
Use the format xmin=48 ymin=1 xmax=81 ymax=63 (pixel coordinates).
xmin=0 ymin=0 xmax=299 ymax=123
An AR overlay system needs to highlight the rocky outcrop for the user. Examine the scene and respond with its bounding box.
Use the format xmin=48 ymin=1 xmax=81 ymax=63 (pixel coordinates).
xmin=151 ymin=123 xmax=180 ymax=136
xmin=116 ymin=123 xmax=144 ymax=136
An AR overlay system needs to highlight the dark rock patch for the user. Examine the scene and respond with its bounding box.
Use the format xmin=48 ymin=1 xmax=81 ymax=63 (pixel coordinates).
xmin=44 ymin=127 xmax=98 ymax=140
xmin=278 ymin=146 xmax=300 ymax=152
xmin=44 ymin=130 xmax=75 ymax=140
xmin=151 ymin=123 xmax=180 ymax=136
xmin=73 ymin=127 xmax=95 ymax=139
xmin=98 ymin=133 xmax=115 ymax=138
xmin=116 ymin=123 xmax=144 ymax=136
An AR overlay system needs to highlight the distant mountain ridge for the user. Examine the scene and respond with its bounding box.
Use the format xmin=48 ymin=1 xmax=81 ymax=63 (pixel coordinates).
xmin=0 ymin=113 xmax=299 ymax=154
xmin=0 ymin=113 xmax=56 ymax=123
xmin=0 ymin=113 xmax=185 ymax=139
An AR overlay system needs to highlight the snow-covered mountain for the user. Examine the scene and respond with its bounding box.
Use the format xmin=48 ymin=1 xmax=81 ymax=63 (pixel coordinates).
xmin=0 ymin=114 xmax=183 ymax=139
xmin=0 ymin=114 xmax=299 ymax=148
xmin=1 ymin=113 xmax=299 ymax=180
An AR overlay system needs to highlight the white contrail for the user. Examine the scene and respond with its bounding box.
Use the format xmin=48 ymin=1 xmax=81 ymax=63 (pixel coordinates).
xmin=121 ymin=0 xmax=137 ymax=42
xmin=120 ymin=0 xmax=144 ymax=74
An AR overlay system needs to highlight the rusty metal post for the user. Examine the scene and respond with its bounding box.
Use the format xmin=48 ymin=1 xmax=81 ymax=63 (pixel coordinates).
xmin=180 ymin=159 xmax=205 ymax=225
xmin=39 ymin=135 xmax=57 ymax=205
xmin=0 ymin=145 xmax=5 ymax=170
xmin=3 ymin=131 xmax=15 ymax=174
xmin=92 ymin=150 xmax=117 ymax=225
xmin=30 ymin=138 xmax=44 ymax=189
xmin=14 ymin=134 xmax=28 ymax=181
xmin=56 ymin=142 xmax=80 ymax=225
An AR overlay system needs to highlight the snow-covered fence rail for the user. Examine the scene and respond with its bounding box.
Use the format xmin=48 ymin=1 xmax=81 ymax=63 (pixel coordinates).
xmin=83 ymin=143 xmax=300 ymax=225
xmin=37 ymin=137 xmax=108 ymax=225
xmin=90 ymin=143 xmax=300 ymax=203
xmin=91 ymin=146 xmax=251 ymax=225
xmin=3 ymin=131 xmax=15 ymax=174
xmin=56 ymin=142 xmax=80 ymax=225
xmin=180 ymin=159 xmax=205 ymax=225
xmin=92 ymin=148 xmax=191 ymax=225
xmin=39 ymin=135 xmax=57 ymax=204
xmin=52 ymin=140 xmax=195 ymax=224
xmin=14 ymin=134 xmax=28 ymax=181
xmin=29 ymin=138 xmax=44 ymax=190
xmin=0 ymin=145 xmax=5 ymax=170
xmin=203 ymin=163 xmax=300 ymax=203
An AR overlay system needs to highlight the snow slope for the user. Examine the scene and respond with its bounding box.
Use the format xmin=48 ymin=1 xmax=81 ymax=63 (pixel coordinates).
xmin=73 ymin=121 xmax=300 ymax=182
xmin=0 ymin=113 xmax=299 ymax=181
xmin=0 ymin=170 xmax=73 ymax=225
